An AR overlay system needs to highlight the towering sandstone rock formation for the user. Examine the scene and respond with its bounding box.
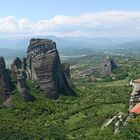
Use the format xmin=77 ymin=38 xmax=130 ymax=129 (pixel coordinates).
xmin=26 ymin=38 xmax=76 ymax=99
xmin=0 ymin=38 xmax=76 ymax=103
xmin=0 ymin=57 xmax=13 ymax=101
xmin=101 ymin=57 xmax=117 ymax=76
xmin=11 ymin=57 xmax=35 ymax=102
xmin=11 ymin=57 xmax=23 ymax=80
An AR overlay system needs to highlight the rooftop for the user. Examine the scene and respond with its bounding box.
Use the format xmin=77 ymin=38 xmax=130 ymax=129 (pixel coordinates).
xmin=133 ymin=79 xmax=140 ymax=83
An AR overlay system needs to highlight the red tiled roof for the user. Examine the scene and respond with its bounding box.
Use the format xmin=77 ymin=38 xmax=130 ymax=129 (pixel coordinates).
xmin=130 ymin=103 xmax=140 ymax=114
xmin=133 ymin=79 xmax=140 ymax=83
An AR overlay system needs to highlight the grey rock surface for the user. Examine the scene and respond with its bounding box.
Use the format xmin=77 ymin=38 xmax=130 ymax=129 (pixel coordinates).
xmin=17 ymin=71 xmax=35 ymax=102
xmin=0 ymin=57 xmax=13 ymax=101
xmin=26 ymin=38 xmax=76 ymax=99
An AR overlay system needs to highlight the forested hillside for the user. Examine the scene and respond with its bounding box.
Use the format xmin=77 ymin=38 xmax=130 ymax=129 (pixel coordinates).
xmin=1 ymin=54 xmax=140 ymax=140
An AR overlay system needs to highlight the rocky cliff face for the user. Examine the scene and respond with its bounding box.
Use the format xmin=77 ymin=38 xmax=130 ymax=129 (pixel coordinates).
xmin=61 ymin=63 xmax=74 ymax=87
xmin=26 ymin=38 xmax=76 ymax=99
xmin=78 ymin=57 xmax=117 ymax=78
xmin=11 ymin=57 xmax=35 ymax=102
xmin=101 ymin=57 xmax=117 ymax=76
xmin=0 ymin=38 xmax=76 ymax=102
xmin=61 ymin=63 xmax=71 ymax=79
xmin=11 ymin=57 xmax=23 ymax=80
xmin=0 ymin=57 xmax=13 ymax=101
xmin=16 ymin=72 xmax=35 ymax=102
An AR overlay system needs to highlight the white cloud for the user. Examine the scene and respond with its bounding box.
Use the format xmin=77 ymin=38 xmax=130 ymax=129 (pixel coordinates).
xmin=1 ymin=11 xmax=140 ymax=38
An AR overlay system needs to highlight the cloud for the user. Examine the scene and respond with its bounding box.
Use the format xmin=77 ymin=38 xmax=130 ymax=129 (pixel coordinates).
xmin=0 ymin=16 xmax=30 ymax=33
xmin=1 ymin=11 xmax=140 ymax=38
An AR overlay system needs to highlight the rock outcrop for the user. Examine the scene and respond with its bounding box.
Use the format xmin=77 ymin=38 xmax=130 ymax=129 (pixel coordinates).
xmin=11 ymin=57 xmax=23 ymax=80
xmin=11 ymin=57 xmax=35 ymax=102
xmin=0 ymin=38 xmax=76 ymax=102
xmin=0 ymin=57 xmax=13 ymax=101
xmin=26 ymin=38 xmax=76 ymax=99
xmin=110 ymin=58 xmax=118 ymax=72
xmin=61 ymin=63 xmax=71 ymax=79
xmin=61 ymin=63 xmax=74 ymax=87
xmin=101 ymin=57 xmax=117 ymax=76
xmin=77 ymin=57 xmax=117 ymax=78
xmin=17 ymin=72 xmax=35 ymax=102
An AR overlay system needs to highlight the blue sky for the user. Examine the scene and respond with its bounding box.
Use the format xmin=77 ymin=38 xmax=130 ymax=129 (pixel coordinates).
xmin=0 ymin=0 xmax=140 ymax=38
xmin=0 ymin=0 xmax=140 ymax=20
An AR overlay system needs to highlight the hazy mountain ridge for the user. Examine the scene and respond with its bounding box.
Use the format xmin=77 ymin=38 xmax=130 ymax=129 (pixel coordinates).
xmin=1 ymin=36 xmax=140 ymax=58
xmin=0 ymin=48 xmax=25 ymax=59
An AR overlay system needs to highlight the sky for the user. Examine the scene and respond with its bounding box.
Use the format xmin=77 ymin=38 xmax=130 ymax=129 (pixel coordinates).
xmin=0 ymin=0 xmax=140 ymax=38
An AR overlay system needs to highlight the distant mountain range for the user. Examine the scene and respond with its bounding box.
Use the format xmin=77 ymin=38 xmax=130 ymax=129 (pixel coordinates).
xmin=0 ymin=48 xmax=25 ymax=59
xmin=0 ymin=36 xmax=140 ymax=58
